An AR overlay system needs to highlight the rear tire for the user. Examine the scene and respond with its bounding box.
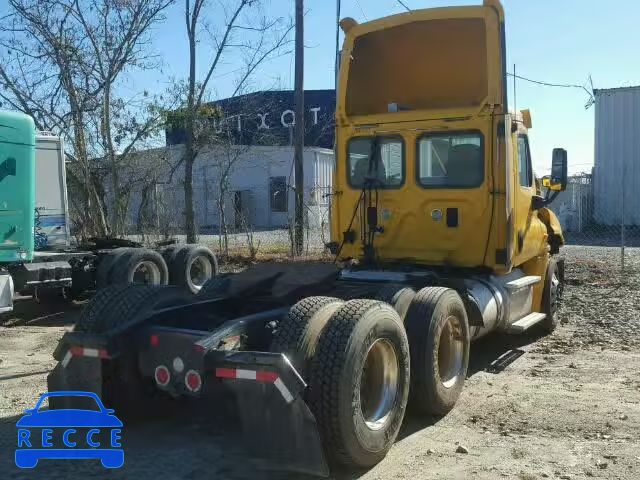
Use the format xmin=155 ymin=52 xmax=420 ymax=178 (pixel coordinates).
xmin=308 ymin=299 xmax=410 ymax=468
xmin=161 ymin=244 xmax=181 ymax=271
xmin=376 ymin=284 xmax=416 ymax=322
xmin=108 ymin=249 xmax=169 ymax=286
xmin=67 ymin=285 xmax=188 ymax=417
xmin=405 ymin=287 xmax=470 ymax=415
xmin=95 ymin=247 xmax=132 ymax=289
xmin=270 ymin=296 xmax=343 ymax=380
xmin=74 ymin=284 xmax=186 ymax=333
xmin=170 ymin=244 xmax=218 ymax=294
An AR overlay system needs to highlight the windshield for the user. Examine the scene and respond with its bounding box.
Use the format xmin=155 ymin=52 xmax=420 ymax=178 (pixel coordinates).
xmin=348 ymin=137 xmax=404 ymax=188
xmin=417 ymin=132 xmax=484 ymax=188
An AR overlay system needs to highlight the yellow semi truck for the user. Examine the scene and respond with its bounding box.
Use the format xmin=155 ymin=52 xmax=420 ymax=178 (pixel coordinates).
xmin=46 ymin=0 xmax=567 ymax=475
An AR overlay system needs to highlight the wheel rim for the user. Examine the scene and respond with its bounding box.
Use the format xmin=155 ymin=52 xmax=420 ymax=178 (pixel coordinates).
xmin=550 ymin=270 xmax=560 ymax=314
xmin=359 ymin=338 xmax=399 ymax=430
xmin=438 ymin=315 xmax=464 ymax=389
xmin=188 ymin=256 xmax=213 ymax=291
xmin=131 ymin=260 xmax=161 ymax=284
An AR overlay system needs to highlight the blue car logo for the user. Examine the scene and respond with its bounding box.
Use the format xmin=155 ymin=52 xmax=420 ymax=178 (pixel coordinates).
xmin=15 ymin=391 xmax=123 ymax=468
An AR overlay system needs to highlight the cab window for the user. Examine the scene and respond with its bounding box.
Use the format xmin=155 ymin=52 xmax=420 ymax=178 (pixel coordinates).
xmin=348 ymin=137 xmax=404 ymax=188
xmin=518 ymin=135 xmax=533 ymax=187
xmin=417 ymin=132 xmax=484 ymax=188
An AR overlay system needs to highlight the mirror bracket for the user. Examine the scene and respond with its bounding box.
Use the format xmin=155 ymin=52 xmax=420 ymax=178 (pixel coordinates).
xmin=531 ymin=195 xmax=546 ymax=210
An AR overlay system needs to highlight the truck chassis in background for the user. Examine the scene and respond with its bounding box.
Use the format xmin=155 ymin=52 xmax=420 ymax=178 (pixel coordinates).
xmin=0 ymin=133 xmax=218 ymax=312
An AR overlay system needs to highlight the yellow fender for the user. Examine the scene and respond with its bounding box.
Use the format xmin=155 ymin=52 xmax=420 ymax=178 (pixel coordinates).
xmin=537 ymin=207 xmax=564 ymax=253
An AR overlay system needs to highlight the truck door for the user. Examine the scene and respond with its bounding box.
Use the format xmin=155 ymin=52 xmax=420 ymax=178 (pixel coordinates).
xmin=0 ymin=111 xmax=35 ymax=263
xmin=513 ymin=133 xmax=536 ymax=261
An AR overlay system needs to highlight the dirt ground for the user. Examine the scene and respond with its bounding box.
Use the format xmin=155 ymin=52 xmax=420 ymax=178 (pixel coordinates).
xmin=1 ymin=246 xmax=639 ymax=480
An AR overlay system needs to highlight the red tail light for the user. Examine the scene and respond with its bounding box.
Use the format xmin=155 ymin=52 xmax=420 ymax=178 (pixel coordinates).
xmin=150 ymin=334 xmax=159 ymax=347
xmin=185 ymin=370 xmax=202 ymax=393
xmin=154 ymin=365 xmax=170 ymax=386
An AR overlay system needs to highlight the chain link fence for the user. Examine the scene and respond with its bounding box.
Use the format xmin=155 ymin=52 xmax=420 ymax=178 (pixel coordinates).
xmin=547 ymin=173 xmax=640 ymax=352
xmin=547 ymin=172 xmax=640 ymax=345
xmin=547 ymin=173 xmax=639 ymax=276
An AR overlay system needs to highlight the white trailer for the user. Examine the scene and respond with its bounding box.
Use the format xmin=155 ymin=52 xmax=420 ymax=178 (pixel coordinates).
xmin=34 ymin=133 xmax=71 ymax=248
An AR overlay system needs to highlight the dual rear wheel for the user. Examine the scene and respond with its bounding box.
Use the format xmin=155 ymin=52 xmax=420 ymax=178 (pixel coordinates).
xmin=96 ymin=245 xmax=217 ymax=294
xmin=271 ymin=286 xmax=470 ymax=469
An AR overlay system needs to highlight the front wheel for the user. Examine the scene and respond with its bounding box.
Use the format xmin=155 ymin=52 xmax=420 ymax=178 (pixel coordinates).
xmin=308 ymin=299 xmax=410 ymax=468
xmin=541 ymin=258 xmax=561 ymax=333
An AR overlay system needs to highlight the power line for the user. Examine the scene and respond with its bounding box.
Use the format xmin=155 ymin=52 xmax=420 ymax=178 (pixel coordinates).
xmin=507 ymin=72 xmax=595 ymax=109
xmin=397 ymin=0 xmax=411 ymax=11
xmin=354 ymin=0 xmax=368 ymax=20
xmin=507 ymin=72 xmax=589 ymax=91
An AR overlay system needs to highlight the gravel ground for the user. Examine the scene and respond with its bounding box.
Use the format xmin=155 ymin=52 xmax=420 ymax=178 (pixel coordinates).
xmin=1 ymin=245 xmax=639 ymax=480
xmin=556 ymin=245 xmax=640 ymax=351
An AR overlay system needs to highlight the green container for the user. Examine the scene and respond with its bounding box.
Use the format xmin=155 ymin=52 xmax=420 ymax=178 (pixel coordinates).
xmin=0 ymin=110 xmax=35 ymax=263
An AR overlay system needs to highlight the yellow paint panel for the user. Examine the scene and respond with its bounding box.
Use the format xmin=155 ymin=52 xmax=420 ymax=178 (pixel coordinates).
xmin=346 ymin=18 xmax=488 ymax=115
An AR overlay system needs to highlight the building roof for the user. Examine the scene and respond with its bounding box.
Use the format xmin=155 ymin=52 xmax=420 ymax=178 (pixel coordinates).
xmin=594 ymin=85 xmax=640 ymax=96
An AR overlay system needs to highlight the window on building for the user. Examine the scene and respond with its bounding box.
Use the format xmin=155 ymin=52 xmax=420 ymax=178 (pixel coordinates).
xmin=518 ymin=135 xmax=533 ymax=187
xmin=270 ymin=176 xmax=288 ymax=212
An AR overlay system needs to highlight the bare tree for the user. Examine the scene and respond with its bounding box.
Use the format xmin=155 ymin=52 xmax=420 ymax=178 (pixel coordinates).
xmin=195 ymin=104 xmax=277 ymax=257
xmin=0 ymin=0 xmax=173 ymax=238
xmin=215 ymin=138 xmax=247 ymax=257
xmin=176 ymin=0 xmax=293 ymax=242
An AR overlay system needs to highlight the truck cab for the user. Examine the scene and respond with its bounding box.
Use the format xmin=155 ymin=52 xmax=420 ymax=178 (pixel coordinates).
xmin=0 ymin=111 xmax=35 ymax=311
xmin=331 ymin=0 xmax=566 ymax=277
xmin=0 ymin=111 xmax=35 ymax=264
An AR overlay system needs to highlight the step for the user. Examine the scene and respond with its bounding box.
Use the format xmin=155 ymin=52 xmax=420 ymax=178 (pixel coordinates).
xmin=505 ymin=275 xmax=541 ymax=291
xmin=508 ymin=312 xmax=547 ymax=333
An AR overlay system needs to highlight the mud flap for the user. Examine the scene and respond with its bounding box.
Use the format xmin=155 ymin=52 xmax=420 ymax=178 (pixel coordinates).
xmin=47 ymin=332 xmax=113 ymax=409
xmin=232 ymin=383 xmax=328 ymax=477
xmin=47 ymin=358 xmax=105 ymax=409
xmin=209 ymin=351 xmax=329 ymax=477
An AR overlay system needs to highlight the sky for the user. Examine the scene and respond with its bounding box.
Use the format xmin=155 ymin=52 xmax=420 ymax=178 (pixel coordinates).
xmin=139 ymin=0 xmax=640 ymax=176
xmin=5 ymin=0 xmax=640 ymax=175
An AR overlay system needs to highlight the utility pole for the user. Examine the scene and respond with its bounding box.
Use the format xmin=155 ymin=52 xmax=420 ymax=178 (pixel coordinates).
xmin=335 ymin=0 xmax=341 ymax=88
xmin=294 ymin=0 xmax=305 ymax=256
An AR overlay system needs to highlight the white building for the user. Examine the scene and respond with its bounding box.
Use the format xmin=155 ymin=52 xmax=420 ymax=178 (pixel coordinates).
xmin=120 ymin=89 xmax=337 ymax=235
xmin=594 ymin=86 xmax=640 ymax=226
xmin=125 ymin=144 xmax=334 ymax=234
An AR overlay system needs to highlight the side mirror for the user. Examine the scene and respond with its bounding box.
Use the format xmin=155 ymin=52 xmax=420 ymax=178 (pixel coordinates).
xmin=550 ymin=148 xmax=568 ymax=191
